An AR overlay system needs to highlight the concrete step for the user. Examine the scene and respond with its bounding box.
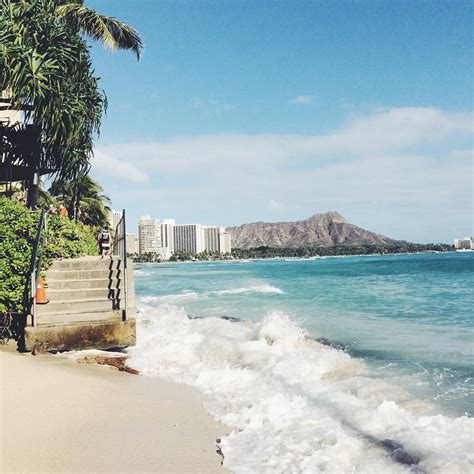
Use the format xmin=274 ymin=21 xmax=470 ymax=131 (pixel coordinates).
xmin=45 ymin=268 xmax=123 ymax=281
xmin=45 ymin=288 xmax=121 ymax=302
xmin=45 ymin=278 xmax=119 ymax=291
xmin=50 ymin=257 xmax=124 ymax=271
xmin=35 ymin=309 xmax=123 ymax=325
xmin=36 ymin=298 xmax=119 ymax=315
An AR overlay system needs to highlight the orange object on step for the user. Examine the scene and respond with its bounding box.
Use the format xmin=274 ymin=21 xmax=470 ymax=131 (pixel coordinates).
xmin=36 ymin=276 xmax=49 ymax=304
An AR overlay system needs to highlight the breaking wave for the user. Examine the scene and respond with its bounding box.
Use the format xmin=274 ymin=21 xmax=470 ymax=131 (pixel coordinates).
xmin=127 ymin=304 xmax=474 ymax=473
xmin=140 ymin=283 xmax=284 ymax=304
xmin=213 ymin=284 xmax=284 ymax=295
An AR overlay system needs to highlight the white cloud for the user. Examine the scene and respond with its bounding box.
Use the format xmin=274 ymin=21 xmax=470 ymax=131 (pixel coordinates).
xmin=92 ymin=150 xmax=149 ymax=183
xmin=191 ymin=97 xmax=203 ymax=109
xmin=191 ymin=96 xmax=235 ymax=112
xmin=94 ymin=107 xmax=473 ymax=241
xmin=288 ymin=95 xmax=315 ymax=105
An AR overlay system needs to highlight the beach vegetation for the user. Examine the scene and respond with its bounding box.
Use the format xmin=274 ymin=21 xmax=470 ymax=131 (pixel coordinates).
xmin=0 ymin=197 xmax=96 ymax=314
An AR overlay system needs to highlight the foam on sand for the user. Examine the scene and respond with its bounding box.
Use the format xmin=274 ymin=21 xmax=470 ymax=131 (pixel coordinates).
xmin=127 ymin=304 xmax=474 ymax=473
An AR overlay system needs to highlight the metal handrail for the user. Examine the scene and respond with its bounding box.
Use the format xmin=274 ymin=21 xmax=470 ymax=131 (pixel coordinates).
xmin=112 ymin=209 xmax=128 ymax=321
xmin=26 ymin=209 xmax=47 ymax=327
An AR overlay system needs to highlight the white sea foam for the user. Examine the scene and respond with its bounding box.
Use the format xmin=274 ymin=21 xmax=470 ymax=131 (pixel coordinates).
xmin=213 ymin=283 xmax=284 ymax=295
xmin=134 ymin=269 xmax=152 ymax=276
xmin=140 ymin=283 xmax=284 ymax=304
xmin=127 ymin=304 xmax=474 ymax=473
xmin=141 ymin=292 xmax=202 ymax=304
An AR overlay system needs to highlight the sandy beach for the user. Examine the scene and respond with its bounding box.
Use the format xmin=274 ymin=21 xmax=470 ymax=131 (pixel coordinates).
xmin=0 ymin=343 xmax=229 ymax=473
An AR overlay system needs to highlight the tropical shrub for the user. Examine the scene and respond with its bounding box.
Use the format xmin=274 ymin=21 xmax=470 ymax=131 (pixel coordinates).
xmin=0 ymin=197 xmax=97 ymax=314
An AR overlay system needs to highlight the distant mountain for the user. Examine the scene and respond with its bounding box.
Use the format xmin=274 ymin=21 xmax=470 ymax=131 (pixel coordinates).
xmin=227 ymin=212 xmax=404 ymax=249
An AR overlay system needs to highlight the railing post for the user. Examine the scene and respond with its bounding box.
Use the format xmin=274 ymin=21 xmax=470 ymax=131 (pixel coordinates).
xmin=27 ymin=210 xmax=45 ymax=327
xmin=31 ymin=273 xmax=36 ymax=327
xmin=122 ymin=209 xmax=128 ymax=321
xmin=112 ymin=209 xmax=128 ymax=321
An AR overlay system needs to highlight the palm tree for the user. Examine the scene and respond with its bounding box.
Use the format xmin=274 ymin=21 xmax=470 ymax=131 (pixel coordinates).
xmin=50 ymin=175 xmax=111 ymax=228
xmin=0 ymin=0 xmax=143 ymax=209
xmin=0 ymin=0 xmax=106 ymax=208
xmin=54 ymin=1 xmax=144 ymax=59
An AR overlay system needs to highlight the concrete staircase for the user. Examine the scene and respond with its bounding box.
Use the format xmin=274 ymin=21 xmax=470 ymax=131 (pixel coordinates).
xmin=24 ymin=256 xmax=137 ymax=352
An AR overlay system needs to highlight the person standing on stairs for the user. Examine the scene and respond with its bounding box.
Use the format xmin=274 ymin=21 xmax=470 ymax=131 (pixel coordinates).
xmin=98 ymin=228 xmax=111 ymax=259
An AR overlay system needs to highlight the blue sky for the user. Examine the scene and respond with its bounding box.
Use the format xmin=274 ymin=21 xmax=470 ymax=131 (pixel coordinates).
xmin=88 ymin=0 xmax=473 ymax=243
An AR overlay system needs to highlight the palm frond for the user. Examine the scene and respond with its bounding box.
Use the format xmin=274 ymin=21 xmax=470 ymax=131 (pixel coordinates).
xmin=56 ymin=3 xmax=143 ymax=59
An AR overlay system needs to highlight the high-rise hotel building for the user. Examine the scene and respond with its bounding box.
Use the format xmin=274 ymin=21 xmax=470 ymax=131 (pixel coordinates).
xmin=202 ymin=226 xmax=220 ymax=252
xmin=160 ymin=219 xmax=175 ymax=253
xmin=138 ymin=216 xmax=161 ymax=255
xmin=159 ymin=219 xmax=175 ymax=259
xmin=126 ymin=233 xmax=138 ymax=254
xmin=174 ymin=224 xmax=204 ymax=254
xmin=108 ymin=209 xmax=122 ymax=232
xmin=201 ymin=226 xmax=232 ymax=254
xmin=218 ymin=227 xmax=232 ymax=254
xmin=137 ymin=216 xmax=232 ymax=257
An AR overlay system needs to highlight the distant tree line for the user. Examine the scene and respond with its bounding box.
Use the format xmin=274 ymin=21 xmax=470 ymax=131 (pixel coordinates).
xmin=132 ymin=250 xmax=233 ymax=263
xmin=231 ymin=243 xmax=453 ymax=259
xmin=132 ymin=243 xmax=452 ymax=263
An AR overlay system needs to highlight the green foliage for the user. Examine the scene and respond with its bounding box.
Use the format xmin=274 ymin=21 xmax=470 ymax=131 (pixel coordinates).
xmin=50 ymin=175 xmax=111 ymax=228
xmin=132 ymin=244 xmax=452 ymax=264
xmin=0 ymin=0 xmax=107 ymax=180
xmin=133 ymin=250 xmax=232 ymax=263
xmin=0 ymin=197 xmax=97 ymax=314
xmin=134 ymin=252 xmax=162 ymax=263
xmin=55 ymin=1 xmax=143 ymax=59
xmin=231 ymin=243 xmax=453 ymax=259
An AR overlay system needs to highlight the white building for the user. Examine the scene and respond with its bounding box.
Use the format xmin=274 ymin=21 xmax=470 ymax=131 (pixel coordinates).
xmin=219 ymin=227 xmax=232 ymax=254
xmin=174 ymin=224 xmax=204 ymax=254
xmin=0 ymin=90 xmax=21 ymax=125
xmin=108 ymin=209 xmax=122 ymax=232
xmin=454 ymin=237 xmax=473 ymax=250
xmin=202 ymin=226 xmax=232 ymax=254
xmin=202 ymin=226 xmax=220 ymax=252
xmin=158 ymin=219 xmax=175 ymax=260
xmin=160 ymin=219 xmax=175 ymax=253
xmin=126 ymin=233 xmax=138 ymax=254
xmin=138 ymin=216 xmax=161 ymax=255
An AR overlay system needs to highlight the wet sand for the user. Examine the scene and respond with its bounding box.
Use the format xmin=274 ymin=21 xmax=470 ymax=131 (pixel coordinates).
xmin=0 ymin=344 xmax=229 ymax=473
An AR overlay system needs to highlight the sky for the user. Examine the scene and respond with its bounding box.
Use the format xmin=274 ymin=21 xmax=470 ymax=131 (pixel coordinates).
xmin=88 ymin=0 xmax=473 ymax=243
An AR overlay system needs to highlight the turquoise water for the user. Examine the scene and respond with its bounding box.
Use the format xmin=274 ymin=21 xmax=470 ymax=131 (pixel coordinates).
xmin=135 ymin=252 xmax=474 ymax=416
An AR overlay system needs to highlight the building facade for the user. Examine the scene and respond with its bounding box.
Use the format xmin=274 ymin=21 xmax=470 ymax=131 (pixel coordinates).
xmin=174 ymin=224 xmax=204 ymax=254
xmin=0 ymin=90 xmax=21 ymax=125
xmin=160 ymin=219 xmax=175 ymax=254
xmin=108 ymin=209 xmax=122 ymax=232
xmin=138 ymin=216 xmax=161 ymax=255
xmin=126 ymin=233 xmax=138 ymax=255
xmin=218 ymin=227 xmax=232 ymax=254
xmin=202 ymin=226 xmax=220 ymax=252
xmin=454 ymin=238 xmax=473 ymax=250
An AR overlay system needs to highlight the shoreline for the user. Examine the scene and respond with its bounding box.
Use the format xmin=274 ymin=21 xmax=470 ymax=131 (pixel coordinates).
xmin=0 ymin=342 xmax=229 ymax=473
xmin=134 ymin=249 xmax=456 ymax=265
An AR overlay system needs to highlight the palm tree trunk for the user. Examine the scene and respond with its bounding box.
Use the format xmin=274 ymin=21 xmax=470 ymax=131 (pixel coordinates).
xmin=73 ymin=184 xmax=79 ymax=222
xmin=26 ymin=127 xmax=41 ymax=210
xmin=26 ymin=169 xmax=39 ymax=210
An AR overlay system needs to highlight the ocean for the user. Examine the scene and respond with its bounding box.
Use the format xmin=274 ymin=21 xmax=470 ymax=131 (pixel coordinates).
xmin=127 ymin=252 xmax=474 ymax=473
